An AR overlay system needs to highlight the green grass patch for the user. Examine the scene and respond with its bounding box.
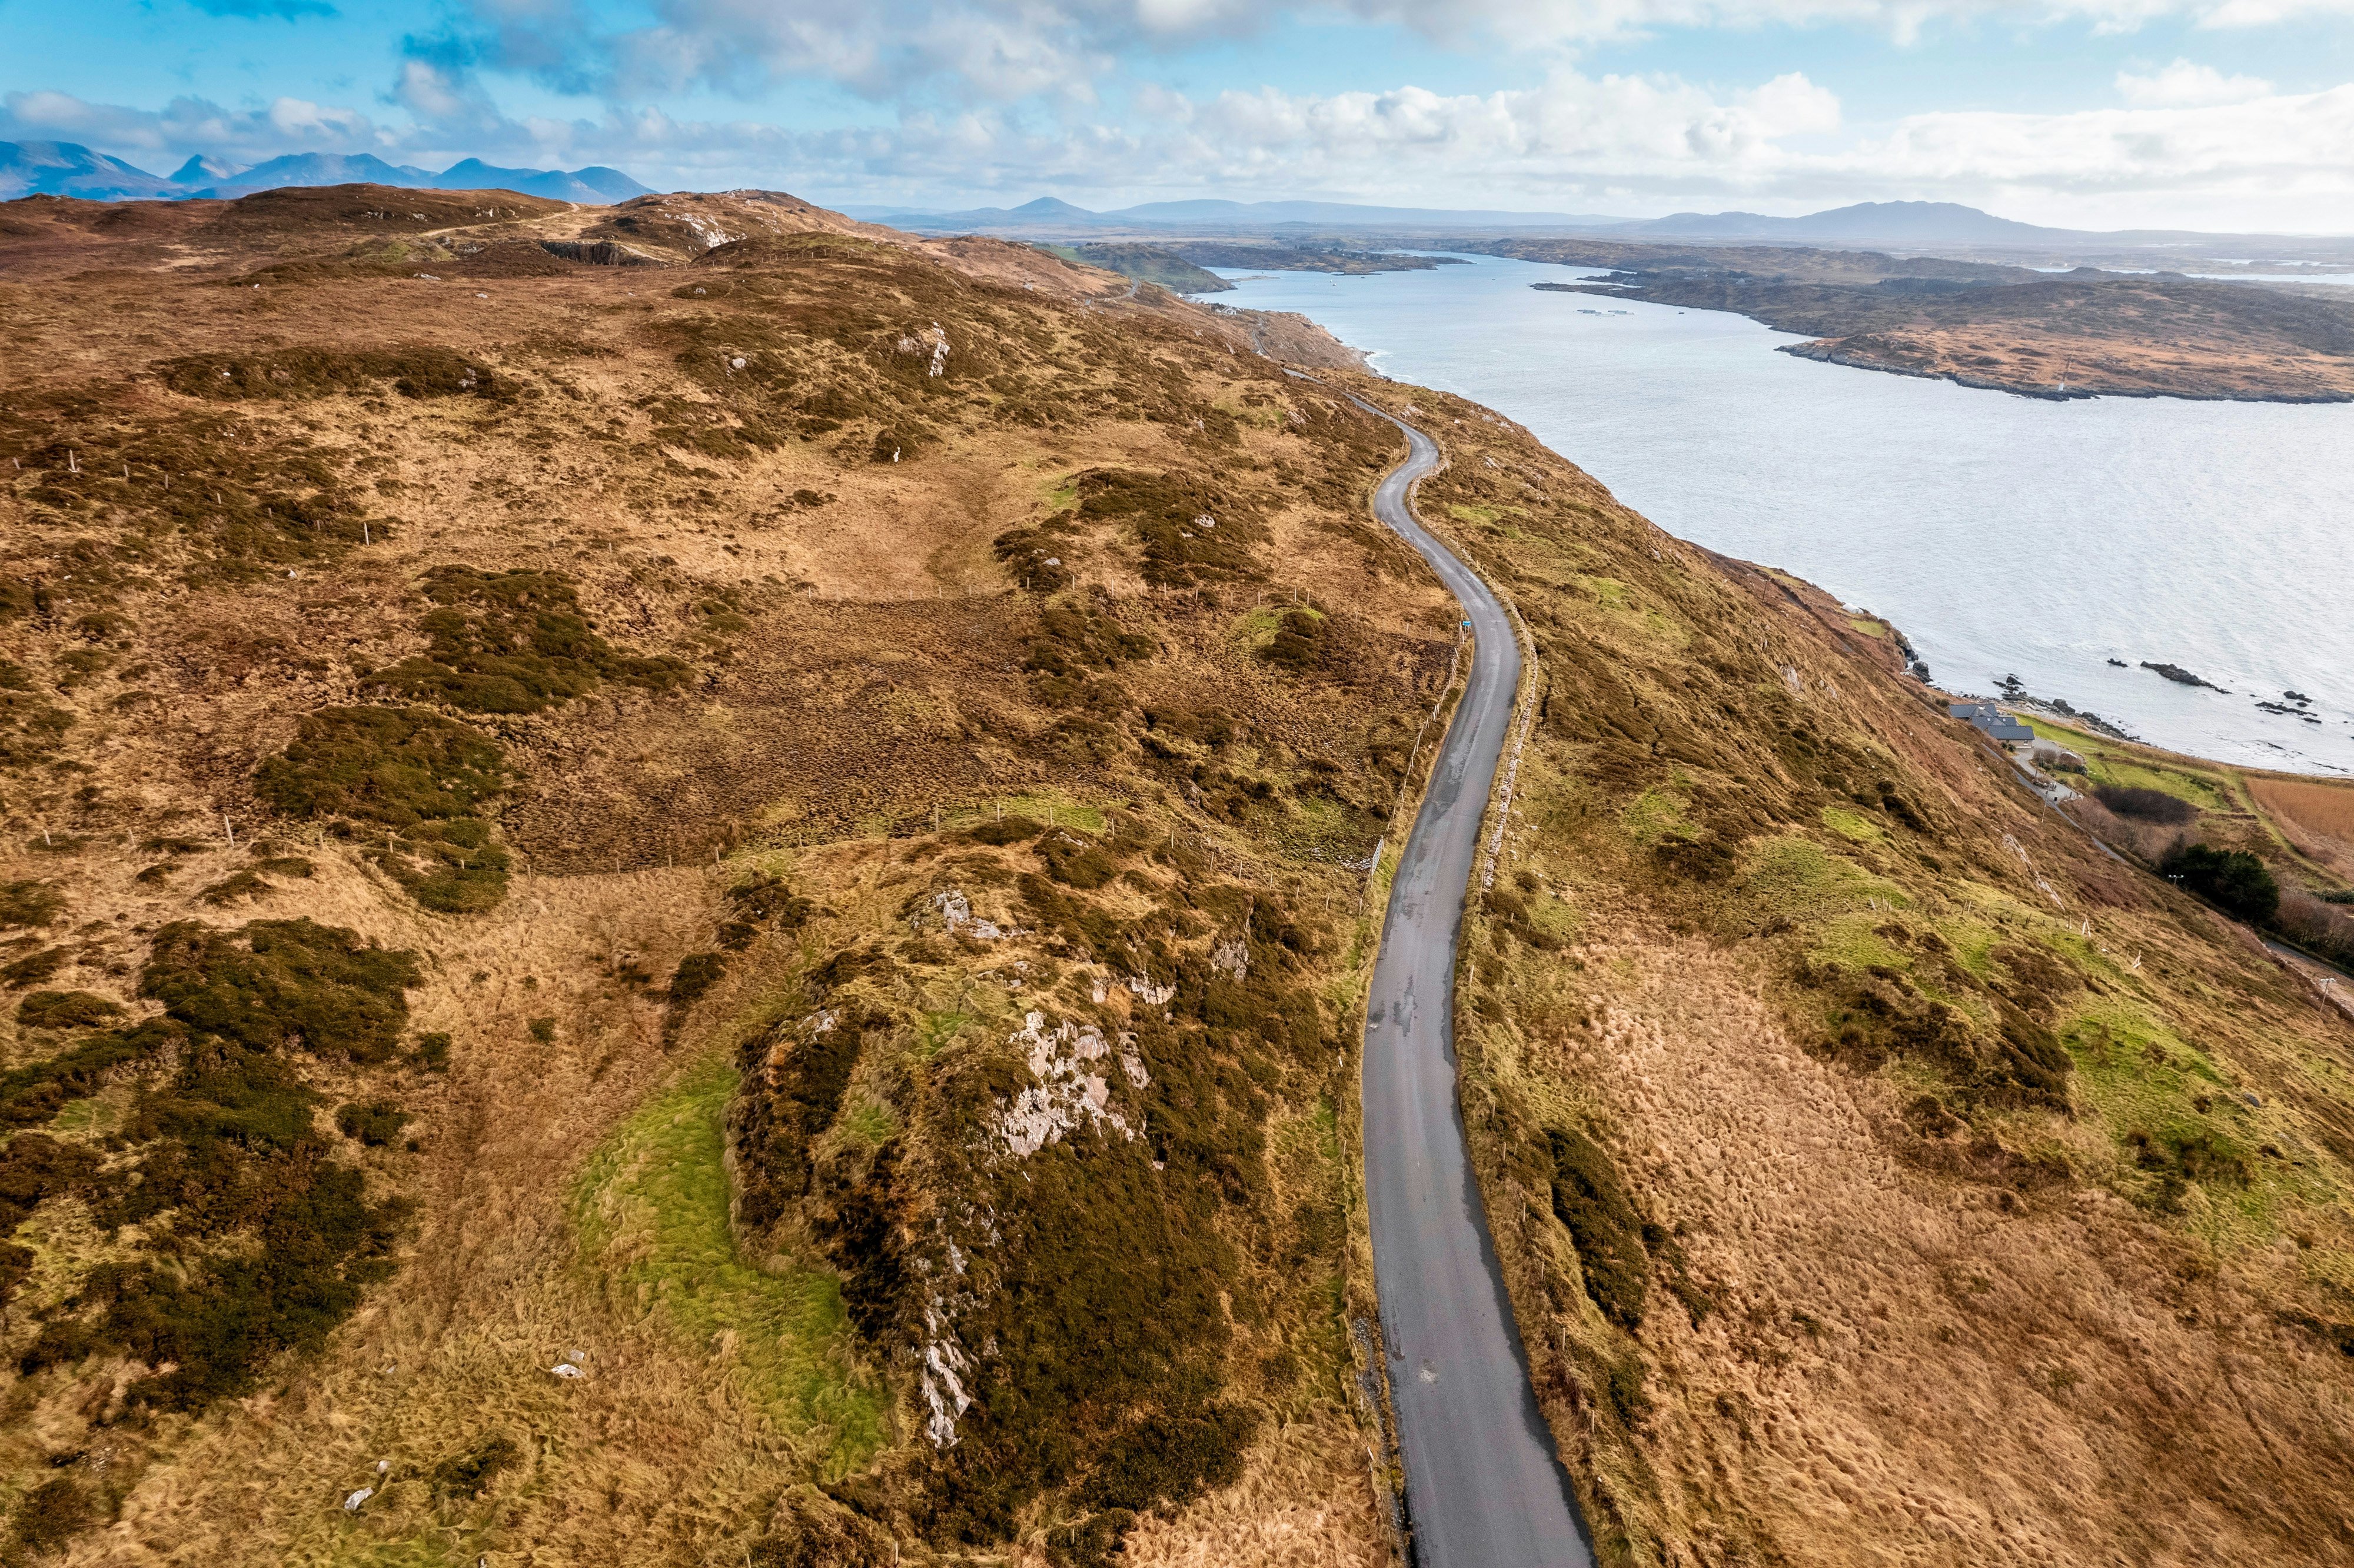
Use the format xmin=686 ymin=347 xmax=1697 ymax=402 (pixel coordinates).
xmin=572 ymin=1053 xmax=886 ymax=1476
xmin=1807 ymin=913 xmax=1914 ymax=977
xmin=2054 ymin=997 xmax=2325 ymax=1240
xmin=1572 ymin=575 xmax=1630 ymax=609
xmin=1446 ymin=503 xmax=1501 ymax=527
xmin=1735 ymin=835 xmax=1909 ymax=922
xmin=1231 ymin=604 xmax=1292 ymax=652
xmin=45 ymin=1093 xmax=121 ymax=1137
xmin=1933 ymin=917 xmax=2007 ymax=980
xmin=2019 ymin=723 xmax=2233 ymax=811
xmin=1820 ymin=804 xmax=1885 ymax=844
xmin=2060 ymin=1000 xmax=2226 ymax=1107
xmin=915 ymin=1009 xmax=972 ymax=1060
xmin=1621 ymin=786 xmax=1691 ymax=848
xmin=837 ymin=1096 xmax=897 ymax=1147
xmin=1271 ymin=793 xmax=1378 ymax=867
xmin=1034 ymin=470 xmax=1080 ymax=512
xmin=981 ymin=790 xmax=1106 ymax=836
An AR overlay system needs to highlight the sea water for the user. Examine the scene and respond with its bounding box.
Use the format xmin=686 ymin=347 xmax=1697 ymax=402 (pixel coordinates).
xmin=1211 ymin=254 xmax=2354 ymax=773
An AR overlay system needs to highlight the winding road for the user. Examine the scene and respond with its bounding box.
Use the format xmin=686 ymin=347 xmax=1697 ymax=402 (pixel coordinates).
xmin=1353 ymin=398 xmax=1595 ymax=1568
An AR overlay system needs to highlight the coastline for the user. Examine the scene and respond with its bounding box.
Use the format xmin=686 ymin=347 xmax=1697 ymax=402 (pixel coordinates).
xmin=1529 ymin=277 xmax=2354 ymax=406
xmin=1774 ymin=338 xmax=2354 ymax=405
xmin=1209 ymin=257 xmax=2354 ymax=776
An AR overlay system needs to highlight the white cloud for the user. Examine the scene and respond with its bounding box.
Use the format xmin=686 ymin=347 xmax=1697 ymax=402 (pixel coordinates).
xmin=803 ymin=71 xmax=2354 ymax=230
xmin=0 ymin=89 xmax=384 ymax=158
xmin=10 ymin=61 xmax=2354 ymax=232
xmin=1152 ymin=69 xmax=1841 ymax=188
xmin=393 ymin=54 xmax=516 ymax=137
xmin=1342 ymin=0 xmax=2354 ymax=35
xmin=2114 ymin=59 xmax=2273 ymax=105
xmin=450 ymin=0 xmax=2354 ymax=112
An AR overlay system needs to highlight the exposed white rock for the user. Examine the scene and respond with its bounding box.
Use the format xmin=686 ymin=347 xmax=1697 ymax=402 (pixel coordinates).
xmin=921 ymin=1306 xmax=973 ymax=1447
xmin=1125 ymin=974 xmax=1175 ymax=1007
xmin=344 ymin=1488 xmax=374 ymax=1512
xmin=999 ymin=1012 xmax=1135 ymax=1157
xmin=930 ymin=889 xmax=1003 ymax=940
xmin=1210 ymin=937 xmax=1248 ymax=978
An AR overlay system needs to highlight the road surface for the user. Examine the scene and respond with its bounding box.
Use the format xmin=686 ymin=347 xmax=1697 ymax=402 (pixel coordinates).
xmin=1353 ymin=396 xmax=1595 ymax=1568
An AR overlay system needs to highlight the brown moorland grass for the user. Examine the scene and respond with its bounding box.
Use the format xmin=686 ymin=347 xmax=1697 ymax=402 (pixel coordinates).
xmin=1368 ymin=378 xmax=2354 ymax=1565
xmin=5 ymin=180 xmax=2354 ymax=1568
xmin=0 ymin=184 xmax=1444 ymax=1564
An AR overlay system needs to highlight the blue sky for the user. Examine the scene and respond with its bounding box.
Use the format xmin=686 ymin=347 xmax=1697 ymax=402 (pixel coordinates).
xmin=6 ymin=0 xmax=2354 ymax=228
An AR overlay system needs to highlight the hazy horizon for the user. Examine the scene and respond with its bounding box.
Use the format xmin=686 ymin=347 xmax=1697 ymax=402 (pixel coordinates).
xmin=7 ymin=0 xmax=2354 ymax=232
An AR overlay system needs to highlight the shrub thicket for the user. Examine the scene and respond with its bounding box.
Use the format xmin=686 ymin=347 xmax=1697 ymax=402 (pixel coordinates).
xmin=254 ymin=705 xmax=511 ymax=912
xmin=15 ymin=990 xmax=122 ymax=1030
xmin=718 ymin=870 xmax=817 ymax=950
xmin=2095 ymin=785 xmax=2197 ymax=825
xmin=0 ymin=878 xmax=65 ymax=930
xmin=7 ymin=919 xmax=417 ymax=1414
xmin=337 ymin=1099 xmax=413 ymax=1146
xmin=1548 ymin=1125 xmax=1653 ymax=1329
xmin=11 ymin=1477 xmax=92 ymax=1554
xmin=371 ymin=567 xmax=684 ymax=714
xmin=157 ymin=345 xmax=502 ymax=402
xmin=431 ymin=1434 xmax=521 ymax=1500
xmin=2162 ymin=843 xmax=2280 ymax=924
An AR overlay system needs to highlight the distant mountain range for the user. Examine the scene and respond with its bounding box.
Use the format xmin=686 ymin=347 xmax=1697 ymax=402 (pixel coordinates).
xmin=845 ymin=194 xmax=1624 ymax=232
xmin=0 ymin=141 xmax=650 ymax=204
xmin=1634 ymin=201 xmax=2064 ymax=245
xmin=846 ymin=195 xmax=2311 ymax=251
xmin=8 ymin=147 xmax=2331 ymax=253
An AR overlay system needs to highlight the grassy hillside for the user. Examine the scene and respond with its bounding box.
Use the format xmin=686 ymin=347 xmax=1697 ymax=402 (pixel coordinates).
xmin=0 ymin=185 xmax=1442 ymax=1564
xmin=2 ymin=181 xmax=2350 ymax=1568
xmin=1374 ymin=391 xmax=2354 ymax=1563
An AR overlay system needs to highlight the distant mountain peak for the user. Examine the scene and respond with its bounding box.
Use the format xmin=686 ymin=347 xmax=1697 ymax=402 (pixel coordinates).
xmin=1010 ymin=197 xmax=1100 ymax=217
xmin=167 ymin=154 xmax=247 ymax=184
xmin=0 ymin=139 xmax=650 ymax=205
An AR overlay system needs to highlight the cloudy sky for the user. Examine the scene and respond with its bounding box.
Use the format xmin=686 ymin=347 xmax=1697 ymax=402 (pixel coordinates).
xmin=5 ymin=0 xmax=2353 ymax=227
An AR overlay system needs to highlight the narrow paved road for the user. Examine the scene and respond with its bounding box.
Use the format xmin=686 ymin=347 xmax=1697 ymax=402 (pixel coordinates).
xmin=1353 ymin=397 xmax=1595 ymax=1568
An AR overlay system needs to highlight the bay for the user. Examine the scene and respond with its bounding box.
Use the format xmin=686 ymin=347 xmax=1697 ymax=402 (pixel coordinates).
xmin=1213 ymin=254 xmax=2354 ymax=773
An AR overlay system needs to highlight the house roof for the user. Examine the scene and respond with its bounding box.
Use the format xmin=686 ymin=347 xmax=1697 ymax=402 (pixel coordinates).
xmin=1950 ymin=701 xmax=2033 ymax=740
